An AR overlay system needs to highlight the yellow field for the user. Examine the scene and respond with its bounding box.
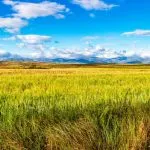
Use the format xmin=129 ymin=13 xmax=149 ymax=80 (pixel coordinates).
xmin=0 ymin=65 xmax=150 ymax=149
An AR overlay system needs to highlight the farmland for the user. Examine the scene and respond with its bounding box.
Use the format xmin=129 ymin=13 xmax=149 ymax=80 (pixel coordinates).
xmin=0 ymin=62 xmax=150 ymax=149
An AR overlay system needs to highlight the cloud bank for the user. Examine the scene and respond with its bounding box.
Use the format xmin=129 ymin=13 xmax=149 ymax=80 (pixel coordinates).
xmin=0 ymin=46 xmax=149 ymax=63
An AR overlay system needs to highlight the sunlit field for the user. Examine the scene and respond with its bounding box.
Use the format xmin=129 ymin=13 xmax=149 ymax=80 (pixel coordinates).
xmin=0 ymin=63 xmax=150 ymax=149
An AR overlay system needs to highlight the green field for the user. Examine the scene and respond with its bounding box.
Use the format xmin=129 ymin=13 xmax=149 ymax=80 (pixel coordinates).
xmin=0 ymin=63 xmax=150 ymax=150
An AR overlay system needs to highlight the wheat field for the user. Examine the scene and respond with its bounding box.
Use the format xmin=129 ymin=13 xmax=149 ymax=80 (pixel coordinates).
xmin=0 ymin=64 xmax=150 ymax=149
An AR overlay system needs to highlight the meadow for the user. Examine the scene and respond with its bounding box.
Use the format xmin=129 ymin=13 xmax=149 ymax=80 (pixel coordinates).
xmin=0 ymin=62 xmax=150 ymax=150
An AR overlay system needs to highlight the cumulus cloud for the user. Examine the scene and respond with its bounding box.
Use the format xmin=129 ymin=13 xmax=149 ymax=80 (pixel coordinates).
xmin=3 ymin=0 xmax=15 ymax=5
xmin=72 ymin=0 xmax=118 ymax=10
xmin=4 ymin=34 xmax=52 ymax=52
xmin=15 ymin=34 xmax=52 ymax=44
xmin=122 ymin=29 xmax=150 ymax=36
xmin=1 ymin=0 xmax=69 ymax=33
xmin=18 ymin=43 xmax=48 ymax=52
xmin=15 ymin=34 xmax=52 ymax=52
xmin=0 ymin=17 xmax=28 ymax=33
xmin=3 ymin=0 xmax=69 ymax=19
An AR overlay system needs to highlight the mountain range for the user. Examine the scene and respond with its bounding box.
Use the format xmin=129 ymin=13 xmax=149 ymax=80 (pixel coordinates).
xmin=0 ymin=49 xmax=150 ymax=64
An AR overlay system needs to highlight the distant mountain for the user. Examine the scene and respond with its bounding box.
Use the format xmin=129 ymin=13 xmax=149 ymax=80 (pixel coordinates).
xmin=0 ymin=49 xmax=150 ymax=64
xmin=0 ymin=52 xmax=31 ymax=61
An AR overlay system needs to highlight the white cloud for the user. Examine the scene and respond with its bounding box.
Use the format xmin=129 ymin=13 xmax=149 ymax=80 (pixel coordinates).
xmin=15 ymin=34 xmax=52 ymax=44
xmin=21 ymin=44 xmax=47 ymax=52
xmin=1 ymin=0 xmax=69 ymax=33
xmin=2 ymin=36 xmax=16 ymax=41
xmin=14 ymin=34 xmax=52 ymax=52
xmin=0 ymin=45 xmax=150 ymax=63
xmin=72 ymin=0 xmax=118 ymax=10
xmin=140 ymin=51 xmax=150 ymax=58
xmin=3 ymin=0 xmax=15 ymax=5
xmin=45 ymin=45 xmax=124 ymax=59
xmin=3 ymin=34 xmax=52 ymax=52
xmin=3 ymin=0 xmax=69 ymax=19
xmin=0 ymin=17 xmax=28 ymax=33
xmin=0 ymin=49 xmax=6 ymax=55
xmin=122 ymin=29 xmax=150 ymax=36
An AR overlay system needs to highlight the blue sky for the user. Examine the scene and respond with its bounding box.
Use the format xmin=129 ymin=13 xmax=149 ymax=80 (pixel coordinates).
xmin=0 ymin=0 xmax=150 ymax=59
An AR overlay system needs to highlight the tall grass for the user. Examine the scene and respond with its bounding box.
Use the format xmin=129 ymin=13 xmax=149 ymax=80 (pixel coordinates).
xmin=0 ymin=67 xmax=150 ymax=149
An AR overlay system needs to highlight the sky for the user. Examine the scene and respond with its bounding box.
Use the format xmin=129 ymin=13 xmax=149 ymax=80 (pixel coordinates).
xmin=0 ymin=0 xmax=150 ymax=59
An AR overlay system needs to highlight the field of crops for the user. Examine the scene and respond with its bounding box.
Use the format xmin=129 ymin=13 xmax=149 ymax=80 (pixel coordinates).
xmin=0 ymin=64 xmax=150 ymax=149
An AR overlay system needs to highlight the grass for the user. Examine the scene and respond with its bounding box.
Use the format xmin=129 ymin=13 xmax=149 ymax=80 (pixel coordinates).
xmin=0 ymin=63 xmax=150 ymax=149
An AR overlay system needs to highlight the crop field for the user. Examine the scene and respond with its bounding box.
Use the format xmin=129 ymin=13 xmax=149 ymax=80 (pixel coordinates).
xmin=0 ymin=63 xmax=150 ymax=150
